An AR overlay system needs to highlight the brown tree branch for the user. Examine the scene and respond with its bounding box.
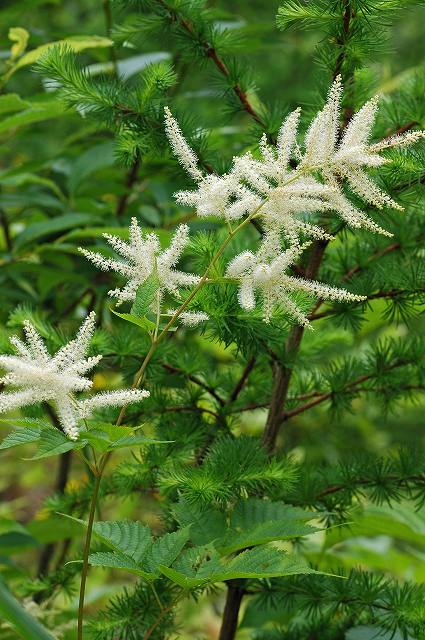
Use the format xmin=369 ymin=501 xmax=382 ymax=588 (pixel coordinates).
xmin=262 ymin=239 xmax=330 ymax=452
xmin=317 ymin=473 xmax=425 ymax=498
xmin=281 ymin=367 xmax=423 ymax=423
xmin=383 ymin=120 xmax=418 ymax=139
xmin=218 ymin=581 xmax=246 ymax=640
xmin=157 ymin=0 xmax=266 ymax=127
xmin=162 ymin=363 xmax=225 ymax=406
xmin=153 ymin=404 xmax=220 ymax=419
xmin=342 ymin=242 xmax=401 ymax=282
xmin=229 ymin=357 xmax=256 ymax=403
xmin=35 ymin=408 xmax=73 ymax=595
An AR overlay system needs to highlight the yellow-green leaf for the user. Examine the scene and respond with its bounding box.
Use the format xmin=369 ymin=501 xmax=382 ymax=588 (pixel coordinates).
xmin=3 ymin=35 xmax=112 ymax=82
xmin=8 ymin=27 xmax=29 ymax=61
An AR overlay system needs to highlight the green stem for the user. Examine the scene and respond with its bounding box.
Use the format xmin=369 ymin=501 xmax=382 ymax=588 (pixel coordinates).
xmin=77 ymin=467 xmax=103 ymax=640
xmin=75 ymin=202 xmax=269 ymax=633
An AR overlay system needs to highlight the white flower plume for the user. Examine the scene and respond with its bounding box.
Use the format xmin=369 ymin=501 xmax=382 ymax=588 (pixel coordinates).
xmin=79 ymin=219 xmax=200 ymax=305
xmin=165 ymin=79 xmax=424 ymax=241
xmin=0 ymin=313 xmax=149 ymax=439
xmin=166 ymin=309 xmax=209 ymax=327
xmin=226 ymin=244 xmax=366 ymax=325
xmin=164 ymin=106 xmax=203 ymax=182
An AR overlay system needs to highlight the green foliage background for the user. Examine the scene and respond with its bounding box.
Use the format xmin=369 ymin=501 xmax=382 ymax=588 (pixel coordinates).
xmin=0 ymin=1 xmax=424 ymax=639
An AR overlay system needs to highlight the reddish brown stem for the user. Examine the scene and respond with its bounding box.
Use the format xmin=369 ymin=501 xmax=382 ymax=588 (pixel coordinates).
xmin=158 ymin=0 xmax=265 ymax=127
xmin=218 ymin=581 xmax=245 ymax=640
xmin=229 ymin=357 xmax=256 ymax=403
xmin=262 ymin=239 xmax=329 ymax=452
xmin=162 ymin=363 xmax=225 ymax=405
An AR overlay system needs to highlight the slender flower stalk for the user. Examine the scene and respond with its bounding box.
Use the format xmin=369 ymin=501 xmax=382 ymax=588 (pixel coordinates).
xmin=75 ymin=207 xmax=258 ymax=637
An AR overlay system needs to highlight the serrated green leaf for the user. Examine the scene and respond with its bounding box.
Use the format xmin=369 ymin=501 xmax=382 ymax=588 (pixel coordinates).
xmin=88 ymin=551 xmax=152 ymax=578
xmin=215 ymin=520 xmax=318 ymax=555
xmin=158 ymin=564 xmax=204 ymax=589
xmin=146 ymin=527 xmax=190 ymax=573
xmin=0 ymin=427 xmax=42 ymax=450
xmin=172 ymin=499 xmax=227 ymax=546
xmin=159 ymin=545 xmax=212 ymax=587
xmin=131 ymin=273 xmax=160 ymax=317
xmin=83 ymin=423 xmax=171 ymax=450
xmin=230 ymin=499 xmax=317 ymax=529
xmin=0 ymin=418 xmax=51 ymax=429
xmin=108 ymin=434 xmax=171 ymax=450
xmin=26 ymin=429 xmax=86 ymax=460
xmin=197 ymin=546 xmax=316 ymax=582
xmin=110 ymin=309 xmax=156 ymax=333
xmin=92 ymin=521 xmax=152 ymax=563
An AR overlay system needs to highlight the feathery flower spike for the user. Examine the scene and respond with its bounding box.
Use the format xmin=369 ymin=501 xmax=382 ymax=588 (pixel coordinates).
xmin=166 ymin=309 xmax=209 ymax=327
xmin=0 ymin=313 xmax=149 ymax=439
xmin=165 ymin=79 xmax=424 ymax=241
xmin=164 ymin=107 xmax=203 ymax=182
xmin=79 ymin=220 xmax=200 ymax=305
xmin=226 ymin=244 xmax=366 ymax=325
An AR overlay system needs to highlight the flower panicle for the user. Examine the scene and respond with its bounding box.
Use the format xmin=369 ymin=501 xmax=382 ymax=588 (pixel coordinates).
xmin=165 ymin=77 xmax=424 ymax=241
xmin=0 ymin=314 xmax=149 ymax=439
xmin=79 ymin=219 xmax=200 ymax=306
xmin=226 ymin=243 xmax=366 ymax=326
xmin=164 ymin=106 xmax=203 ymax=182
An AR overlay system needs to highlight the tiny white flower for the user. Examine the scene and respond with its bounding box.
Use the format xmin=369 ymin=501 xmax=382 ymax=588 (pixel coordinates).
xmin=166 ymin=309 xmax=209 ymax=327
xmin=79 ymin=219 xmax=200 ymax=305
xmin=226 ymin=244 xmax=366 ymax=325
xmin=0 ymin=313 xmax=149 ymax=439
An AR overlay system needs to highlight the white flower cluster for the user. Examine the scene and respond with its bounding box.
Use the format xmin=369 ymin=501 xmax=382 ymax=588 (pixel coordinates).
xmin=226 ymin=242 xmax=365 ymax=324
xmin=166 ymin=77 xmax=424 ymax=237
xmin=164 ymin=78 xmax=424 ymax=324
xmin=0 ymin=313 xmax=149 ymax=439
xmin=166 ymin=309 xmax=209 ymax=327
xmin=79 ymin=219 xmax=200 ymax=306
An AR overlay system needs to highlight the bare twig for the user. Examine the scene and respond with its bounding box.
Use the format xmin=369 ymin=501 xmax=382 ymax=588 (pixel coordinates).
xmin=162 ymin=363 xmax=225 ymax=406
xmin=229 ymin=357 xmax=256 ymax=403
